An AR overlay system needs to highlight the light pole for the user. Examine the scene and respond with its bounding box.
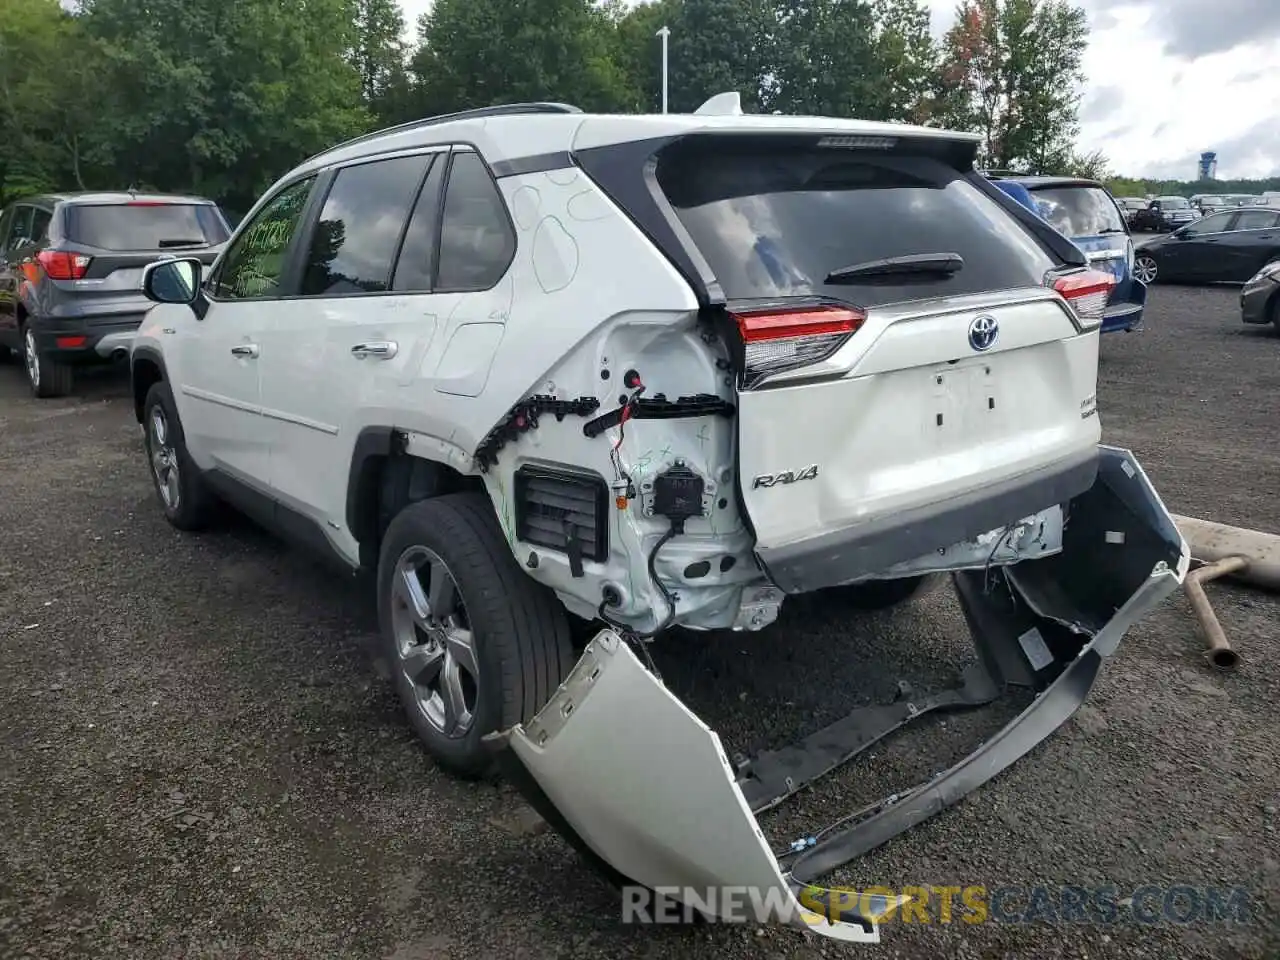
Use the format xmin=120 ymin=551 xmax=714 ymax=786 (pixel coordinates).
xmin=656 ymin=25 xmax=670 ymax=113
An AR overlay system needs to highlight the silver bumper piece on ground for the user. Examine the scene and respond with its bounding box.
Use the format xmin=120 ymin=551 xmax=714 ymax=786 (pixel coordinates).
xmin=489 ymin=446 xmax=1189 ymax=941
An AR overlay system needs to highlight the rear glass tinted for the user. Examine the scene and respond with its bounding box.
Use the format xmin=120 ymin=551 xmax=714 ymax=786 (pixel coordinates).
xmin=64 ymin=202 xmax=229 ymax=250
xmin=1030 ymin=186 xmax=1125 ymax=237
xmin=658 ymin=147 xmax=1056 ymax=307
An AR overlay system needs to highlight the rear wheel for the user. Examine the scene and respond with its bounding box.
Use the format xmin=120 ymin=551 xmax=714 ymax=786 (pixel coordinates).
xmin=23 ymin=325 xmax=73 ymax=398
xmin=1134 ymin=255 xmax=1158 ymax=285
xmin=377 ymin=493 xmax=574 ymax=777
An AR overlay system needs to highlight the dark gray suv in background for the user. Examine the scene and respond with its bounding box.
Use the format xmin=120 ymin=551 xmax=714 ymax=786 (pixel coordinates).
xmin=0 ymin=192 xmax=229 ymax=397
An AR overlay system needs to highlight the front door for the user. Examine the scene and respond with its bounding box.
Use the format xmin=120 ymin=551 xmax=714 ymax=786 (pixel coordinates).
xmin=173 ymin=176 xmax=317 ymax=486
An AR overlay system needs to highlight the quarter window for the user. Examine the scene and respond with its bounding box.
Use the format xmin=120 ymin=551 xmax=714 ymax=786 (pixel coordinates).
xmin=436 ymin=152 xmax=515 ymax=292
xmin=300 ymin=154 xmax=431 ymax=296
xmin=211 ymin=177 xmax=315 ymax=300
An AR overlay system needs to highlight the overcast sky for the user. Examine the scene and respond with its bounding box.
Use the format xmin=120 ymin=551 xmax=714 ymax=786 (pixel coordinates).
xmin=398 ymin=0 xmax=1280 ymax=180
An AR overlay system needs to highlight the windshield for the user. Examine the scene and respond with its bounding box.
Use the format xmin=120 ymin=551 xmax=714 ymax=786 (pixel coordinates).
xmin=64 ymin=202 xmax=229 ymax=251
xmin=1030 ymin=186 xmax=1126 ymax=236
xmin=1158 ymin=197 xmax=1190 ymax=209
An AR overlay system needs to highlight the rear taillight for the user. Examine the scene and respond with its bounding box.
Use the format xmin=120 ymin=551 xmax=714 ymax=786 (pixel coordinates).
xmin=1050 ymin=269 xmax=1116 ymax=330
xmin=36 ymin=250 xmax=92 ymax=280
xmin=730 ymin=303 xmax=865 ymax=388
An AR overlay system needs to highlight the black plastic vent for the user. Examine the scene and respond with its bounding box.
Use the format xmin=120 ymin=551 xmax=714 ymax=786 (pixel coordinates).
xmin=514 ymin=466 xmax=609 ymax=563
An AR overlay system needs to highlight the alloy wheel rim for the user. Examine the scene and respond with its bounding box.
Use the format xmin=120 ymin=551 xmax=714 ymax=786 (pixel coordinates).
xmin=390 ymin=546 xmax=479 ymax=738
xmin=1135 ymin=257 xmax=1157 ymax=284
xmin=148 ymin=406 xmax=181 ymax=510
xmin=24 ymin=329 xmax=39 ymax=388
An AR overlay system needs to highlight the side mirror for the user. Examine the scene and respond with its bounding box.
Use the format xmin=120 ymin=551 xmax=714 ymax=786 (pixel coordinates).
xmin=143 ymin=257 xmax=201 ymax=305
xmin=1172 ymin=227 xmax=1189 ymax=239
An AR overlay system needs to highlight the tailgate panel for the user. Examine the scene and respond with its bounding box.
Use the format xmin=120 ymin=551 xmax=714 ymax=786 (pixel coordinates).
xmin=738 ymin=297 xmax=1101 ymax=587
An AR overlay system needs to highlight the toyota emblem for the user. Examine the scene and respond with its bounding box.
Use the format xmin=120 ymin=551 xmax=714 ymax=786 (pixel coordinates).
xmin=968 ymin=314 xmax=999 ymax=352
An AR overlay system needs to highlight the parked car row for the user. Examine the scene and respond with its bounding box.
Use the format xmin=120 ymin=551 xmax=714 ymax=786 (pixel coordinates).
xmin=0 ymin=191 xmax=229 ymax=397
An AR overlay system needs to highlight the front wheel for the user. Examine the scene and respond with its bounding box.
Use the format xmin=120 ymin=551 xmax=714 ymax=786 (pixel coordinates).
xmin=1134 ymin=255 xmax=1158 ymax=285
xmin=142 ymin=380 xmax=214 ymax=530
xmin=377 ymin=493 xmax=573 ymax=777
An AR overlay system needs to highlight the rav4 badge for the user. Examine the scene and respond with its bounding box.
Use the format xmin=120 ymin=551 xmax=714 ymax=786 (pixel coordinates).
xmin=752 ymin=465 xmax=819 ymax=489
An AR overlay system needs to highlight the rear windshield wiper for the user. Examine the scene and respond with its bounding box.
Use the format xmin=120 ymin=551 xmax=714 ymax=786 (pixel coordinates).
xmin=158 ymin=238 xmax=205 ymax=248
xmin=825 ymin=252 xmax=964 ymax=284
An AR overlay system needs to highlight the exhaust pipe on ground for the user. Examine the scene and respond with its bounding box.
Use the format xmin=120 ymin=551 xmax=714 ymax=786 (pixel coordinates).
xmin=1170 ymin=515 xmax=1280 ymax=670
xmin=1183 ymin=556 xmax=1247 ymax=670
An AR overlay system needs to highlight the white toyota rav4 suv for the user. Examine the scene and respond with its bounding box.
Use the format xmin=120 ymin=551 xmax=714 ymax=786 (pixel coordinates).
xmin=131 ymin=96 xmax=1187 ymax=939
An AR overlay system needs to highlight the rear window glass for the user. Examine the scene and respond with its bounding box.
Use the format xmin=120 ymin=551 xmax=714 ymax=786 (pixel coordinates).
xmin=1157 ymin=197 xmax=1190 ymax=209
xmin=657 ymin=147 xmax=1056 ymax=307
xmin=1030 ymin=186 xmax=1125 ymax=237
xmin=64 ymin=202 xmax=229 ymax=250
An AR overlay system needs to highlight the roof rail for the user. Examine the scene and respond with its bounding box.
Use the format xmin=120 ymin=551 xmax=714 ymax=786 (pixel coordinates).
xmin=303 ymin=101 xmax=584 ymax=166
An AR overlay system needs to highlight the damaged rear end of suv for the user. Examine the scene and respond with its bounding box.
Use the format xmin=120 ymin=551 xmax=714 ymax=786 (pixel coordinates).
xmin=467 ymin=105 xmax=1188 ymax=942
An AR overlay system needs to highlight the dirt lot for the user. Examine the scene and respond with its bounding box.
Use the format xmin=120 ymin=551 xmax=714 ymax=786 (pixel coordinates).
xmin=2 ymin=285 xmax=1278 ymax=960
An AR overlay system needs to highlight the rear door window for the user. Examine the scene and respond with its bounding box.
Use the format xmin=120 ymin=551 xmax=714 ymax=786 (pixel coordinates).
xmin=64 ymin=202 xmax=229 ymax=251
xmin=300 ymin=153 xmax=432 ymax=296
xmin=1029 ymin=186 xmax=1126 ymax=237
xmin=1232 ymin=210 xmax=1280 ymax=231
xmin=657 ymin=146 xmax=1057 ymax=308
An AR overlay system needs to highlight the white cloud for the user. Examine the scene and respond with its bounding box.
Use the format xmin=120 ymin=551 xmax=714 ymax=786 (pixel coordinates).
xmin=397 ymin=0 xmax=1280 ymax=179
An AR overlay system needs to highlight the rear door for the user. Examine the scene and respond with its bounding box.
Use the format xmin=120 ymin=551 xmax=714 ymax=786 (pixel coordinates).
xmin=1223 ymin=209 xmax=1280 ymax=280
xmin=256 ymin=148 xmax=465 ymax=556
xmin=654 ymin=139 xmax=1100 ymax=586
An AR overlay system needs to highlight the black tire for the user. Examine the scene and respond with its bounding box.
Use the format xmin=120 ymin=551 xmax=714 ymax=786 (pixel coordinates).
xmin=1271 ymin=292 xmax=1280 ymax=335
xmin=377 ymin=493 xmax=573 ymax=777
xmin=836 ymin=575 xmax=928 ymax=611
xmin=142 ymin=380 xmax=214 ymax=530
xmin=21 ymin=324 xmax=73 ymax=398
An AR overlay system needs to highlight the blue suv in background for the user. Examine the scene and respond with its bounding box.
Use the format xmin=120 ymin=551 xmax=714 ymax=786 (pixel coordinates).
xmin=987 ymin=175 xmax=1147 ymax=334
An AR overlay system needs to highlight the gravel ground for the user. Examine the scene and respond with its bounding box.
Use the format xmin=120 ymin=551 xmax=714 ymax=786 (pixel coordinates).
xmin=2 ymin=284 xmax=1279 ymax=960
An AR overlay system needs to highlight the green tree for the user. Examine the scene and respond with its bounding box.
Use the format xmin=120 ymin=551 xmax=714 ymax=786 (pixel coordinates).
xmin=869 ymin=0 xmax=939 ymax=123
xmin=938 ymin=0 xmax=1088 ymax=170
xmin=605 ymin=0 xmax=675 ymax=112
xmin=351 ymin=0 xmax=409 ymax=120
xmin=410 ymin=0 xmax=632 ymax=115
xmin=664 ymin=0 xmax=774 ymax=113
xmin=769 ymin=0 xmax=879 ymax=118
xmin=0 ymin=0 xmax=106 ymax=202
xmin=79 ymin=0 xmax=369 ymax=209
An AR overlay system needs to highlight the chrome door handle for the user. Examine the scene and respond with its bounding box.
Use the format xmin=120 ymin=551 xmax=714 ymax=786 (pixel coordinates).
xmin=351 ymin=340 xmax=398 ymax=360
xmin=230 ymin=344 xmax=260 ymax=359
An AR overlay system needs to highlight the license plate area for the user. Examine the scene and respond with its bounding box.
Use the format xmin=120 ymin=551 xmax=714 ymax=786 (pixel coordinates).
xmin=929 ymin=361 xmax=1001 ymax=443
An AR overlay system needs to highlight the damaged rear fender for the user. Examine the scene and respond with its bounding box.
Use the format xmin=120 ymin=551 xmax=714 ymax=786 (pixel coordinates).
xmin=487 ymin=446 xmax=1188 ymax=939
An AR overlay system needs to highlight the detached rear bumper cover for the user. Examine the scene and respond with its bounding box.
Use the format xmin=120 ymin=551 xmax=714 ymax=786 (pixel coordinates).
xmin=489 ymin=446 xmax=1188 ymax=942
